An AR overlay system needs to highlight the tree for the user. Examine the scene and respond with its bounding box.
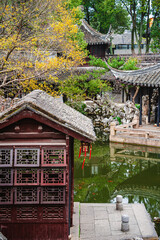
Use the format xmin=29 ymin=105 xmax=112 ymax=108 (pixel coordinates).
xmin=119 ymin=0 xmax=149 ymax=54
xmin=150 ymin=0 xmax=160 ymax=53
xmin=59 ymin=70 xmax=111 ymax=102
xmin=82 ymin=0 xmax=130 ymax=34
xmin=0 ymin=0 xmax=87 ymax=96
xmin=119 ymin=0 xmax=160 ymax=54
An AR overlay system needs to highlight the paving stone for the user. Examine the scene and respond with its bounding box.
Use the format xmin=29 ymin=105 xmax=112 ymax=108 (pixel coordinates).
xmin=94 ymin=210 xmax=108 ymax=220
xmin=71 ymin=202 xmax=158 ymax=240
xmin=129 ymin=224 xmax=141 ymax=236
xmin=93 ymin=206 xmax=107 ymax=211
xmin=106 ymin=204 xmax=116 ymax=214
xmin=132 ymin=203 xmax=158 ymax=238
xmin=108 ymin=211 xmax=121 ymax=222
xmin=80 ymin=223 xmax=94 ymax=232
xmin=95 ymin=219 xmax=111 ymax=236
xmin=80 ymin=206 xmax=94 ymax=216
xmin=110 ymin=221 xmax=121 ymax=231
xmin=80 ymin=214 xmax=94 ymax=224
xmin=111 ymin=230 xmax=125 ymax=236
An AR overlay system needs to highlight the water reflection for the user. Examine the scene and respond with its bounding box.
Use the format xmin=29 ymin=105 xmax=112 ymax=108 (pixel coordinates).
xmin=74 ymin=142 xmax=160 ymax=234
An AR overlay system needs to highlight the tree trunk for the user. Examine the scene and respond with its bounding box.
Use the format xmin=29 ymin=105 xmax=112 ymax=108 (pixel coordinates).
xmin=146 ymin=0 xmax=151 ymax=53
xmin=131 ymin=25 xmax=135 ymax=55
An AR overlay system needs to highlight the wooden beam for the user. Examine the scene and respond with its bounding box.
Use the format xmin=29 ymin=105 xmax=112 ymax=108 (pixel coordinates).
xmin=157 ymin=88 xmax=160 ymax=126
xmin=139 ymin=87 xmax=143 ymax=125
xmin=148 ymin=88 xmax=152 ymax=123
xmin=122 ymin=87 xmax=124 ymax=103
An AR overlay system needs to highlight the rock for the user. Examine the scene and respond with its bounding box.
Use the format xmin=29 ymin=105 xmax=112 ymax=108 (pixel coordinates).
xmin=0 ymin=232 xmax=7 ymax=240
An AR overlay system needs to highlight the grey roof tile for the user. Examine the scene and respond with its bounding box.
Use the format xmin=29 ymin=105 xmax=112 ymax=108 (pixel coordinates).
xmin=109 ymin=63 xmax=160 ymax=87
xmin=0 ymin=90 xmax=96 ymax=141
xmin=80 ymin=20 xmax=110 ymax=45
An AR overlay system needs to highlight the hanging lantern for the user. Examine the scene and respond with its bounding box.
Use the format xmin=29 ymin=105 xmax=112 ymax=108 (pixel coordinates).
xmin=78 ymin=142 xmax=92 ymax=170
xmin=81 ymin=142 xmax=90 ymax=153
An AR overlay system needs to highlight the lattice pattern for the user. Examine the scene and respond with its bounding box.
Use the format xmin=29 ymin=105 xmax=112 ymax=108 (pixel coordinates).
xmin=16 ymin=206 xmax=38 ymax=219
xmin=15 ymin=187 xmax=39 ymax=204
xmin=0 ymin=149 xmax=13 ymax=167
xmin=42 ymin=149 xmax=65 ymax=166
xmin=0 ymin=169 xmax=13 ymax=186
xmin=0 ymin=207 xmax=11 ymax=220
xmin=43 ymin=206 xmax=64 ymax=219
xmin=15 ymin=149 xmax=40 ymax=166
xmin=15 ymin=169 xmax=39 ymax=185
xmin=41 ymin=187 xmax=65 ymax=204
xmin=0 ymin=187 xmax=13 ymax=204
xmin=41 ymin=168 xmax=65 ymax=185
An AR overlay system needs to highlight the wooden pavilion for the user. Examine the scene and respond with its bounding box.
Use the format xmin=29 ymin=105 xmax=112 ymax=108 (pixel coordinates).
xmin=0 ymin=90 xmax=95 ymax=240
xmin=109 ymin=63 xmax=160 ymax=126
xmin=80 ymin=20 xmax=110 ymax=59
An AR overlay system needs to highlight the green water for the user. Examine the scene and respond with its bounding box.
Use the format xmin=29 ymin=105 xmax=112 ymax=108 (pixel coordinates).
xmin=74 ymin=141 xmax=160 ymax=235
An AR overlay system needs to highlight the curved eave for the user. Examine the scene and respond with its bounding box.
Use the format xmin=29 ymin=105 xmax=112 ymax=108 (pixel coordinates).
xmin=106 ymin=62 xmax=160 ymax=88
xmin=107 ymin=62 xmax=160 ymax=77
xmin=118 ymin=78 xmax=160 ymax=88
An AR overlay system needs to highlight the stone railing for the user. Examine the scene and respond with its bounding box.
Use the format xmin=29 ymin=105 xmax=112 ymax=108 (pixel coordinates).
xmin=110 ymin=121 xmax=160 ymax=145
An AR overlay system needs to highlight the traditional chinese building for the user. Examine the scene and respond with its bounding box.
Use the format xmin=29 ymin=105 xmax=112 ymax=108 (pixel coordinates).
xmin=109 ymin=63 xmax=160 ymax=126
xmin=81 ymin=20 xmax=110 ymax=59
xmin=0 ymin=90 xmax=95 ymax=240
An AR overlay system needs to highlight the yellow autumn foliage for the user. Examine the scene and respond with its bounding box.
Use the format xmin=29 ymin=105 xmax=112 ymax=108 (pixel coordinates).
xmin=0 ymin=0 xmax=87 ymax=96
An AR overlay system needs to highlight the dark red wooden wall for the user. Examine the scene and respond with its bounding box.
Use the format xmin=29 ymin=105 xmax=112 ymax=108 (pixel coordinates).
xmin=0 ymin=113 xmax=74 ymax=240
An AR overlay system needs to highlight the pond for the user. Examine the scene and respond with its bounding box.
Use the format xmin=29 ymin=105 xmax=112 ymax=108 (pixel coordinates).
xmin=74 ymin=141 xmax=160 ymax=236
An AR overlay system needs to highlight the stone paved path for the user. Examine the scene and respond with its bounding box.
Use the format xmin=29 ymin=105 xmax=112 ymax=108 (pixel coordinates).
xmin=71 ymin=202 xmax=158 ymax=240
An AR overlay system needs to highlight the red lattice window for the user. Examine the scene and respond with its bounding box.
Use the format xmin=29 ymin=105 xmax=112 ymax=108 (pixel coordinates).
xmin=42 ymin=149 xmax=66 ymax=166
xmin=15 ymin=169 xmax=39 ymax=186
xmin=0 ymin=187 xmax=13 ymax=204
xmin=41 ymin=168 xmax=66 ymax=186
xmin=0 ymin=169 xmax=13 ymax=186
xmin=43 ymin=206 xmax=64 ymax=219
xmin=15 ymin=148 xmax=40 ymax=167
xmin=0 ymin=207 xmax=12 ymax=221
xmin=0 ymin=149 xmax=13 ymax=167
xmin=16 ymin=206 xmax=38 ymax=219
xmin=41 ymin=187 xmax=65 ymax=204
xmin=15 ymin=187 xmax=39 ymax=204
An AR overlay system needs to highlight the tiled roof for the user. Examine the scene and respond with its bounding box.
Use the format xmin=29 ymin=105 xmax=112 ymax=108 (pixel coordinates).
xmin=112 ymin=30 xmax=146 ymax=45
xmin=0 ymin=90 xmax=96 ymax=141
xmin=109 ymin=63 xmax=160 ymax=87
xmin=81 ymin=20 xmax=110 ymax=45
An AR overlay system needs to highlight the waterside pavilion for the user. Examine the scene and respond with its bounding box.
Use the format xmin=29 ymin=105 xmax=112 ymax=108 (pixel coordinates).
xmin=109 ymin=63 xmax=160 ymax=146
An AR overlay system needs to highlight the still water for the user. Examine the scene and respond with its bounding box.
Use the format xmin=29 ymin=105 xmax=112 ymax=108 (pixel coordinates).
xmin=74 ymin=141 xmax=160 ymax=235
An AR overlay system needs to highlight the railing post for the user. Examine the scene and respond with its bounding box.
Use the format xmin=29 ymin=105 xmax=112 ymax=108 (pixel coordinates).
xmin=110 ymin=122 xmax=116 ymax=136
xmin=145 ymin=132 xmax=149 ymax=139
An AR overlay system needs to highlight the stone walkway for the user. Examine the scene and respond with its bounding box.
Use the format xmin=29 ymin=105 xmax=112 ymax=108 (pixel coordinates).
xmin=71 ymin=202 xmax=158 ymax=240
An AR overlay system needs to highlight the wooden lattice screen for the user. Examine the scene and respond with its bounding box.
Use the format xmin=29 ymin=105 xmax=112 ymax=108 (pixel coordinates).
xmin=0 ymin=147 xmax=67 ymax=221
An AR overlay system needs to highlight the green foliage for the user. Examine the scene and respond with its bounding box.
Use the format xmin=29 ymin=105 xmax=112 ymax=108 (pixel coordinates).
xmin=59 ymin=70 xmax=112 ymax=101
xmin=107 ymin=56 xmax=125 ymax=69
xmin=116 ymin=117 xmax=122 ymax=125
xmin=113 ymin=116 xmax=122 ymax=125
xmin=150 ymin=17 xmax=160 ymax=53
xmin=122 ymin=57 xmax=139 ymax=70
xmin=89 ymin=55 xmax=108 ymax=69
xmin=108 ymin=56 xmax=139 ymax=70
xmin=67 ymin=101 xmax=87 ymax=115
xmin=82 ymin=0 xmax=130 ymax=34
xmin=135 ymin=104 xmax=140 ymax=110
